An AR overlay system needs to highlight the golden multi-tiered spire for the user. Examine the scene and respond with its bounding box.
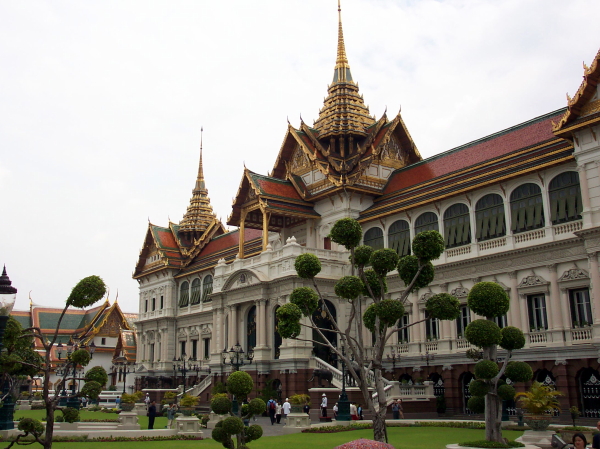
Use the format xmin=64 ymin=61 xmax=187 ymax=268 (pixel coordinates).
xmin=179 ymin=128 xmax=216 ymax=238
xmin=313 ymin=0 xmax=375 ymax=140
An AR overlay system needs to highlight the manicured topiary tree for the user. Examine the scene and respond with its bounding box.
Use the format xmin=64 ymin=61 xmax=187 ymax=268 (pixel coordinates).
xmin=210 ymin=370 xmax=266 ymax=449
xmin=276 ymin=217 xmax=460 ymax=443
xmin=464 ymin=281 xmax=532 ymax=443
xmin=7 ymin=275 xmax=107 ymax=449
xmin=84 ymin=366 xmax=108 ymax=388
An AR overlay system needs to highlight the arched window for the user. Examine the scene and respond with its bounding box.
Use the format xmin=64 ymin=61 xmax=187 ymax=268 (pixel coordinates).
xmin=475 ymin=194 xmax=506 ymax=241
xmin=510 ymin=183 xmax=544 ymax=233
xmin=247 ymin=306 xmax=257 ymax=351
xmin=388 ymin=220 xmax=410 ymax=256
xmin=364 ymin=227 xmax=384 ymax=250
xmin=202 ymin=275 xmax=213 ymax=303
xmin=179 ymin=281 xmax=189 ymax=308
xmin=443 ymin=204 xmax=471 ymax=248
xmin=549 ymin=171 xmax=583 ymax=224
xmin=415 ymin=212 xmax=439 ymax=235
xmin=190 ymin=278 xmax=201 ymax=305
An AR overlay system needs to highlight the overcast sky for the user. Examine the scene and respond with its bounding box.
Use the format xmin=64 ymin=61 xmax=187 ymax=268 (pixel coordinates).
xmin=1 ymin=0 xmax=598 ymax=314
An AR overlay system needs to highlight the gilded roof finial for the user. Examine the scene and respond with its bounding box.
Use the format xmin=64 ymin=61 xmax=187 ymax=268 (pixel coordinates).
xmin=334 ymin=0 xmax=351 ymax=83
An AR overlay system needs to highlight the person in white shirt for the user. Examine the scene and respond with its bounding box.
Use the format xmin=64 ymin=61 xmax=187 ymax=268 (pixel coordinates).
xmin=333 ymin=402 xmax=339 ymax=419
xmin=276 ymin=402 xmax=282 ymax=424
xmin=321 ymin=393 xmax=328 ymax=417
xmin=282 ymin=398 xmax=291 ymax=420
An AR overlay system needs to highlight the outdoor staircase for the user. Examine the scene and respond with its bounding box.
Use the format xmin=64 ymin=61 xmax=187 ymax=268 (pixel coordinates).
xmin=177 ymin=374 xmax=212 ymax=398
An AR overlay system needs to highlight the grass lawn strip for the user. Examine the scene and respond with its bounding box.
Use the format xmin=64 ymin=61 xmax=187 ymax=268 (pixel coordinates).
xmin=8 ymin=427 xmax=524 ymax=449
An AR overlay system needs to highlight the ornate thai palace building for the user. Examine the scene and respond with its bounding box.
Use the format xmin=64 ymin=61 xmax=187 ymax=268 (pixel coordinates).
xmin=133 ymin=4 xmax=600 ymax=417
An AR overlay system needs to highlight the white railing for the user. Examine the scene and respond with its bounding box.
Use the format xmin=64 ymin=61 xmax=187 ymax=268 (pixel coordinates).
xmin=446 ymin=245 xmax=471 ymax=258
xmin=372 ymin=384 xmax=394 ymax=410
xmin=479 ymin=237 xmax=507 ymax=251
xmin=528 ymin=331 xmax=548 ymax=344
xmin=424 ymin=341 xmax=438 ymax=352
xmin=515 ymin=228 xmax=545 ymax=244
xmin=554 ymin=220 xmax=583 ymax=236
xmin=314 ymin=357 xmax=343 ymax=388
xmin=571 ymin=327 xmax=592 ymax=342
xmin=179 ymin=375 xmax=212 ymax=398
xmin=456 ymin=338 xmax=473 ymax=349
xmin=397 ymin=344 xmax=409 ymax=354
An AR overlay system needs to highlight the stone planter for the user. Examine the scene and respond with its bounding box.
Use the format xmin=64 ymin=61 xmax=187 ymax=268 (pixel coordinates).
xmin=175 ymin=415 xmax=203 ymax=436
xmin=179 ymin=407 xmax=195 ymax=416
xmin=207 ymin=412 xmax=227 ymax=429
xmin=118 ymin=411 xmax=141 ymax=430
xmin=524 ymin=414 xmax=552 ymax=431
xmin=283 ymin=412 xmax=311 ymax=433
xmin=516 ymin=429 xmax=555 ymax=449
xmin=290 ymin=404 xmax=303 ymax=414
xmin=120 ymin=402 xmax=135 ymax=411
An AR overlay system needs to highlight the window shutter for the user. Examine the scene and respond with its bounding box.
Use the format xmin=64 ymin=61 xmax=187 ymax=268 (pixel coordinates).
xmin=463 ymin=221 xmax=470 ymax=243
xmin=534 ymin=202 xmax=543 ymax=227
xmin=497 ymin=211 xmax=505 ymax=236
xmin=476 ymin=213 xmax=484 ymax=239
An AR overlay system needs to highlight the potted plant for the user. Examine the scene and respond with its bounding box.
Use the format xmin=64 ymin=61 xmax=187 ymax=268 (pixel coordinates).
xmin=179 ymin=393 xmax=199 ymax=415
xmin=133 ymin=391 xmax=145 ymax=403
xmin=415 ymin=377 xmax=424 ymax=385
xmin=163 ymin=391 xmax=177 ymax=404
xmin=289 ymin=394 xmax=310 ymax=413
xmin=515 ymin=381 xmax=562 ymax=431
xmin=120 ymin=393 xmax=136 ymax=411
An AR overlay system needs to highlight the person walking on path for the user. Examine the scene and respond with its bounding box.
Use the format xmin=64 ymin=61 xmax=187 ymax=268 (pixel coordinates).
xmin=333 ymin=402 xmax=338 ymax=420
xmin=391 ymin=400 xmax=400 ymax=420
xmin=276 ymin=402 xmax=282 ymax=424
xmin=350 ymin=402 xmax=358 ymax=420
xmin=358 ymin=404 xmax=363 ymax=420
xmin=144 ymin=393 xmax=150 ymax=410
xmin=398 ymin=398 xmax=404 ymax=419
xmin=115 ymin=395 xmax=121 ymax=409
xmin=147 ymin=401 xmax=157 ymax=430
xmin=320 ymin=393 xmax=328 ymax=417
xmin=167 ymin=403 xmax=176 ymax=429
xmin=282 ymin=398 xmax=291 ymax=421
xmin=267 ymin=397 xmax=277 ymax=425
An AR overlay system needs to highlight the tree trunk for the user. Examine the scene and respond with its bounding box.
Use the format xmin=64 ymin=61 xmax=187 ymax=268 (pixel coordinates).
xmin=485 ymin=390 xmax=503 ymax=442
xmin=43 ymin=398 xmax=54 ymax=449
xmin=371 ymin=367 xmax=389 ymax=442
xmin=372 ymin=410 xmax=387 ymax=442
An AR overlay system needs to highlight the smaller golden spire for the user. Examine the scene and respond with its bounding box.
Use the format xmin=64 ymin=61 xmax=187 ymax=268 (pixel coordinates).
xmin=180 ymin=126 xmax=216 ymax=236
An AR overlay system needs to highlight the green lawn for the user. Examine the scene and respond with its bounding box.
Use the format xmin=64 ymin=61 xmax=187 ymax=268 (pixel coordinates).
xmin=9 ymin=412 xmax=526 ymax=449
xmin=14 ymin=410 xmax=168 ymax=431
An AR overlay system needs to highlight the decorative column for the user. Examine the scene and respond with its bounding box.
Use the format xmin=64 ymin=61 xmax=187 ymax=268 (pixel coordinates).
xmin=578 ymin=164 xmax=592 ymax=228
xmin=587 ymin=252 xmax=600 ymax=325
xmin=559 ymin=288 xmax=572 ymax=330
xmin=547 ymin=264 xmax=564 ymax=336
xmin=262 ymin=210 xmax=270 ymax=251
xmin=239 ymin=211 xmax=247 ymax=259
xmin=257 ymin=299 xmax=267 ymax=348
xmin=230 ymin=305 xmax=238 ymax=345
xmin=411 ymin=292 xmax=421 ymax=345
xmin=507 ymin=272 xmax=522 ymax=330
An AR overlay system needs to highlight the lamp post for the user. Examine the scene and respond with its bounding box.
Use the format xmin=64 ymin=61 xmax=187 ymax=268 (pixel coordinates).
xmin=173 ymin=353 xmax=196 ymax=389
xmin=113 ymin=356 xmax=134 ymax=394
xmin=56 ymin=339 xmax=95 ymax=409
xmin=336 ymin=343 xmax=351 ymax=421
xmin=222 ymin=342 xmax=254 ymax=414
xmin=0 ymin=265 xmax=17 ymax=431
xmin=386 ymin=348 xmax=400 ymax=381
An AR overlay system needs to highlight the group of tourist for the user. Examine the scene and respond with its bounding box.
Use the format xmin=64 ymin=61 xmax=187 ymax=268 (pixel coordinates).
xmin=266 ymin=397 xmax=292 ymax=425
